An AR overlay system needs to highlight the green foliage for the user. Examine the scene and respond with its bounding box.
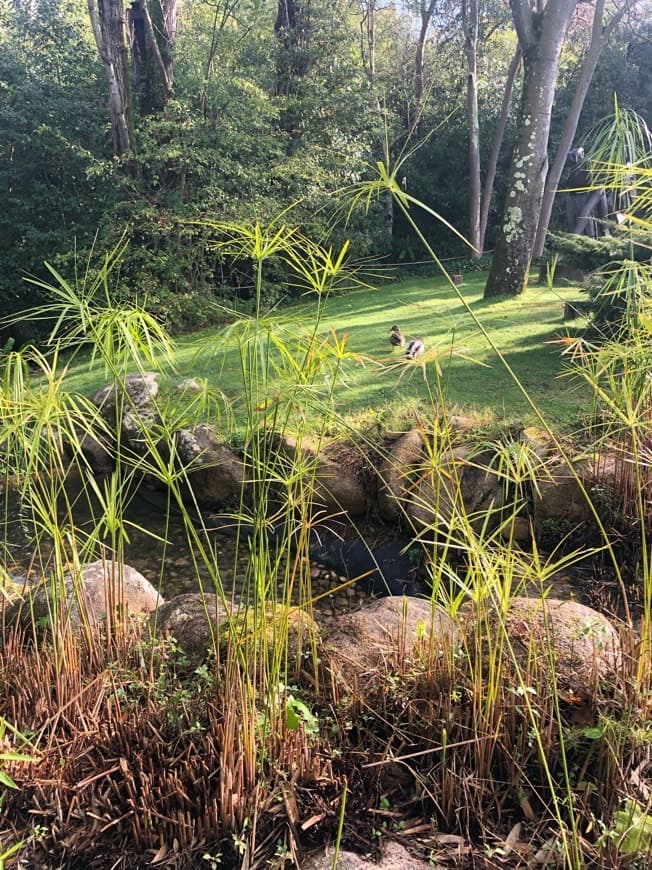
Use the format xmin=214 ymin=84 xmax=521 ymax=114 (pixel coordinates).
xmin=586 ymin=260 xmax=652 ymax=333
xmin=0 ymin=715 xmax=39 ymax=792
xmin=0 ymin=0 xmax=115 ymax=331
xmin=605 ymin=800 xmax=652 ymax=859
xmin=2 ymin=170 xmax=652 ymax=868
xmin=548 ymin=230 xmax=652 ymax=274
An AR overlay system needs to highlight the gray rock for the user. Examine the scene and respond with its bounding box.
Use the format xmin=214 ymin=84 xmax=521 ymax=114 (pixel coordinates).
xmin=404 ymin=444 xmax=504 ymax=535
xmin=534 ymin=461 xmax=593 ymax=528
xmin=377 ymin=429 xmax=425 ymax=521
xmin=78 ymin=430 xmax=115 ymax=477
xmin=25 ymin=559 xmax=162 ymax=633
xmin=278 ymin=436 xmax=367 ymax=517
xmin=303 ymin=840 xmax=433 ymax=869
xmin=150 ymin=592 xmax=231 ymax=657
xmin=174 ymin=424 xmax=246 ymax=508
xmin=93 ymin=373 xmax=161 ymax=456
xmin=175 ymin=378 xmax=204 ymax=393
xmin=93 ymin=372 xmax=160 ymax=421
xmin=322 ymin=596 xmax=458 ymax=694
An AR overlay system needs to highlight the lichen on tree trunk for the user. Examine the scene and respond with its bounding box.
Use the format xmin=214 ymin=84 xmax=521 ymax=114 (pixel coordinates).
xmin=484 ymin=0 xmax=578 ymax=298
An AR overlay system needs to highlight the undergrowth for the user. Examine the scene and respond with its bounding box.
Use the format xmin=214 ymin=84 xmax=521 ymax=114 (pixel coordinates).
xmin=0 ymin=143 xmax=651 ymax=869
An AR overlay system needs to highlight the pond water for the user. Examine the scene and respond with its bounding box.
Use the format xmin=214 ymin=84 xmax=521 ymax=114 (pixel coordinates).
xmin=2 ymin=478 xmax=629 ymax=625
xmin=1 ymin=483 xmax=373 ymax=619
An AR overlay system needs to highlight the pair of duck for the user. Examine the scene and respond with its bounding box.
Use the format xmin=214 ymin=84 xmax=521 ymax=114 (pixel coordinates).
xmin=390 ymin=325 xmax=424 ymax=360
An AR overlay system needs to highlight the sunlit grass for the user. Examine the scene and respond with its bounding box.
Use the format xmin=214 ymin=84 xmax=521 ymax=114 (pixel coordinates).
xmin=62 ymin=270 xmax=591 ymax=434
xmin=1 ymin=136 xmax=651 ymax=867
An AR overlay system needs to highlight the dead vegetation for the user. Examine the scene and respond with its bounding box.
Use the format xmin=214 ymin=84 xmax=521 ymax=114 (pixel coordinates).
xmin=1 ymin=599 xmax=650 ymax=869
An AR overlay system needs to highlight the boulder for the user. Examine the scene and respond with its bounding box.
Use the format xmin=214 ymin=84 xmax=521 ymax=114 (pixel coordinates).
xmin=520 ymin=426 xmax=555 ymax=460
xmin=462 ymin=596 xmax=621 ymax=702
xmin=78 ymin=430 xmax=115 ymax=477
xmin=150 ymin=592 xmax=231 ymax=658
xmin=404 ymin=445 xmax=506 ymax=537
xmin=303 ymin=841 xmax=434 ymax=869
xmin=93 ymin=373 xmax=161 ymax=455
xmin=322 ymin=596 xmax=458 ymax=694
xmin=533 ymin=461 xmax=593 ymax=528
xmin=25 ymin=559 xmax=162 ymax=634
xmin=377 ymin=429 xmax=425 ymax=521
xmin=174 ymin=424 xmax=246 ymax=508
xmin=278 ymin=436 xmax=367 ymax=517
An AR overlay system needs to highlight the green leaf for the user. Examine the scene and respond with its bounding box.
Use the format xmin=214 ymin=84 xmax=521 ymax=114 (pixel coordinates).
xmin=0 ymin=770 xmax=18 ymax=789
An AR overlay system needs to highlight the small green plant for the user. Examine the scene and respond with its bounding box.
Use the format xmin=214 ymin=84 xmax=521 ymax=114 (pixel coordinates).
xmin=604 ymin=799 xmax=652 ymax=860
xmin=0 ymin=716 xmax=39 ymax=793
xmin=0 ymin=716 xmax=40 ymax=868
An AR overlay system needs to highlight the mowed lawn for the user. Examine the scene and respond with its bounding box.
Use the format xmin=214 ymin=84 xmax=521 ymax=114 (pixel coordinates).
xmin=65 ymin=270 xmax=594 ymax=434
xmin=178 ymin=271 xmax=592 ymax=431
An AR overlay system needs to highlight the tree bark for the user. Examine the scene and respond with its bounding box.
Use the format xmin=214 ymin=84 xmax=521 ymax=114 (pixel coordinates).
xmin=462 ymin=0 xmax=481 ymax=255
xmin=88 ymin=0 xmax=135 ymax=156
xmin=484 ymin=0 xmax=578 ymax=298
xmin=415 ymin=0 xmax=436 ymax=108
xmin=479 ymin=46 xmax=521 ymax=252
xmin=275 ymin=0 xmax=310 ymax=97
xmin=129 ymin=0 xmax=176 ymax=115
xmin=360 ymin=0 xmax=393 ymax=241
xmin=532 ymin=0 xmax=631 ymax=257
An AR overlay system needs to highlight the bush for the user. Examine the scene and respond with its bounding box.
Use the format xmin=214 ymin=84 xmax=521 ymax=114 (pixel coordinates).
xmin=547 ymin=229 xmax=652 ymax=274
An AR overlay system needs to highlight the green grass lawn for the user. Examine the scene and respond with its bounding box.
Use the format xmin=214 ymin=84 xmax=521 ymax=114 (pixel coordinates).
xmin=65 ymin=270 xmax=595 ymax=436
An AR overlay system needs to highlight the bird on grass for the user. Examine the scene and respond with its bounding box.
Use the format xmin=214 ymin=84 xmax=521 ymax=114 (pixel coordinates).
xmin=389 ymin=324 xmax=405 ymax=347
xmin=405 ymin=336 xmax=425 ymax=360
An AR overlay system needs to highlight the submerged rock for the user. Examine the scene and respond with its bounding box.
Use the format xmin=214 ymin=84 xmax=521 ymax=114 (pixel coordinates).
xmin=308 ymin=532 xmax=426 ymax=597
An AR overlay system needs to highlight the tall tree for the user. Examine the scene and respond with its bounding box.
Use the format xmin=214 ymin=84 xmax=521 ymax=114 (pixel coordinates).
xmin=415 ymin=0 xmax=437 ymax=108
xmin=462 ymin=0 xmax=481 ymax=253
xmin=532 ymin=0 xmax=632 ymax=256
xmin=87 ymin=0 xmax=177 ymax=155
xmin=87 ymin=0 xmax=135 ymax=154
xmin=129 ymin=0 xmax=176 ymax=114
xmin=461 ymin=0 xmax=521 ymax=257
xmin=478 ymin=45 xmax=521 ymax=252
xmin=484 ymin=0 xmax=578 ymax=298
xmin=274 ymin=0 xmax=310 ymax=99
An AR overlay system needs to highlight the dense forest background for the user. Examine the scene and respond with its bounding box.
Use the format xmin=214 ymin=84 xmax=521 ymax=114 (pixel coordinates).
xmin=1 ymin=0 xmax=651 ymax=335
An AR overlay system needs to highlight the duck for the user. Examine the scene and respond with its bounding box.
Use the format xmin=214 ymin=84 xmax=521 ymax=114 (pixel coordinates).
xmin=389 ymin=324 xmax=405 ymax=347
xmin=405 ymin=336 xmax=425 ymax=360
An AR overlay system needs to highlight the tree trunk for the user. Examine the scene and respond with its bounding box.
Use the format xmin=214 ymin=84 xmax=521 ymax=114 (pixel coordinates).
xmin=360 ymin=0 xmax=393 ymax=241
xmin=478 ymin=47 xmax=521 ymax=252
xmin=88 ymin=0 xmax=135 ymax=156
xmin=532 ymin=0 xmax=631 ymax=257
xmin=484 ymin=0 xmax=578 ymax=298
xmin=275 ymin=0 xmax=310 ymax=96
xmin=129 ymin=0 xmax=176 ymax=115
xmin=360 ymin=0 xmax=376 ymax=78
xmin=415 ymin=0 xmax=436 ymax=109
xmin=462 ymin=0 xmax=481 ymax=255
